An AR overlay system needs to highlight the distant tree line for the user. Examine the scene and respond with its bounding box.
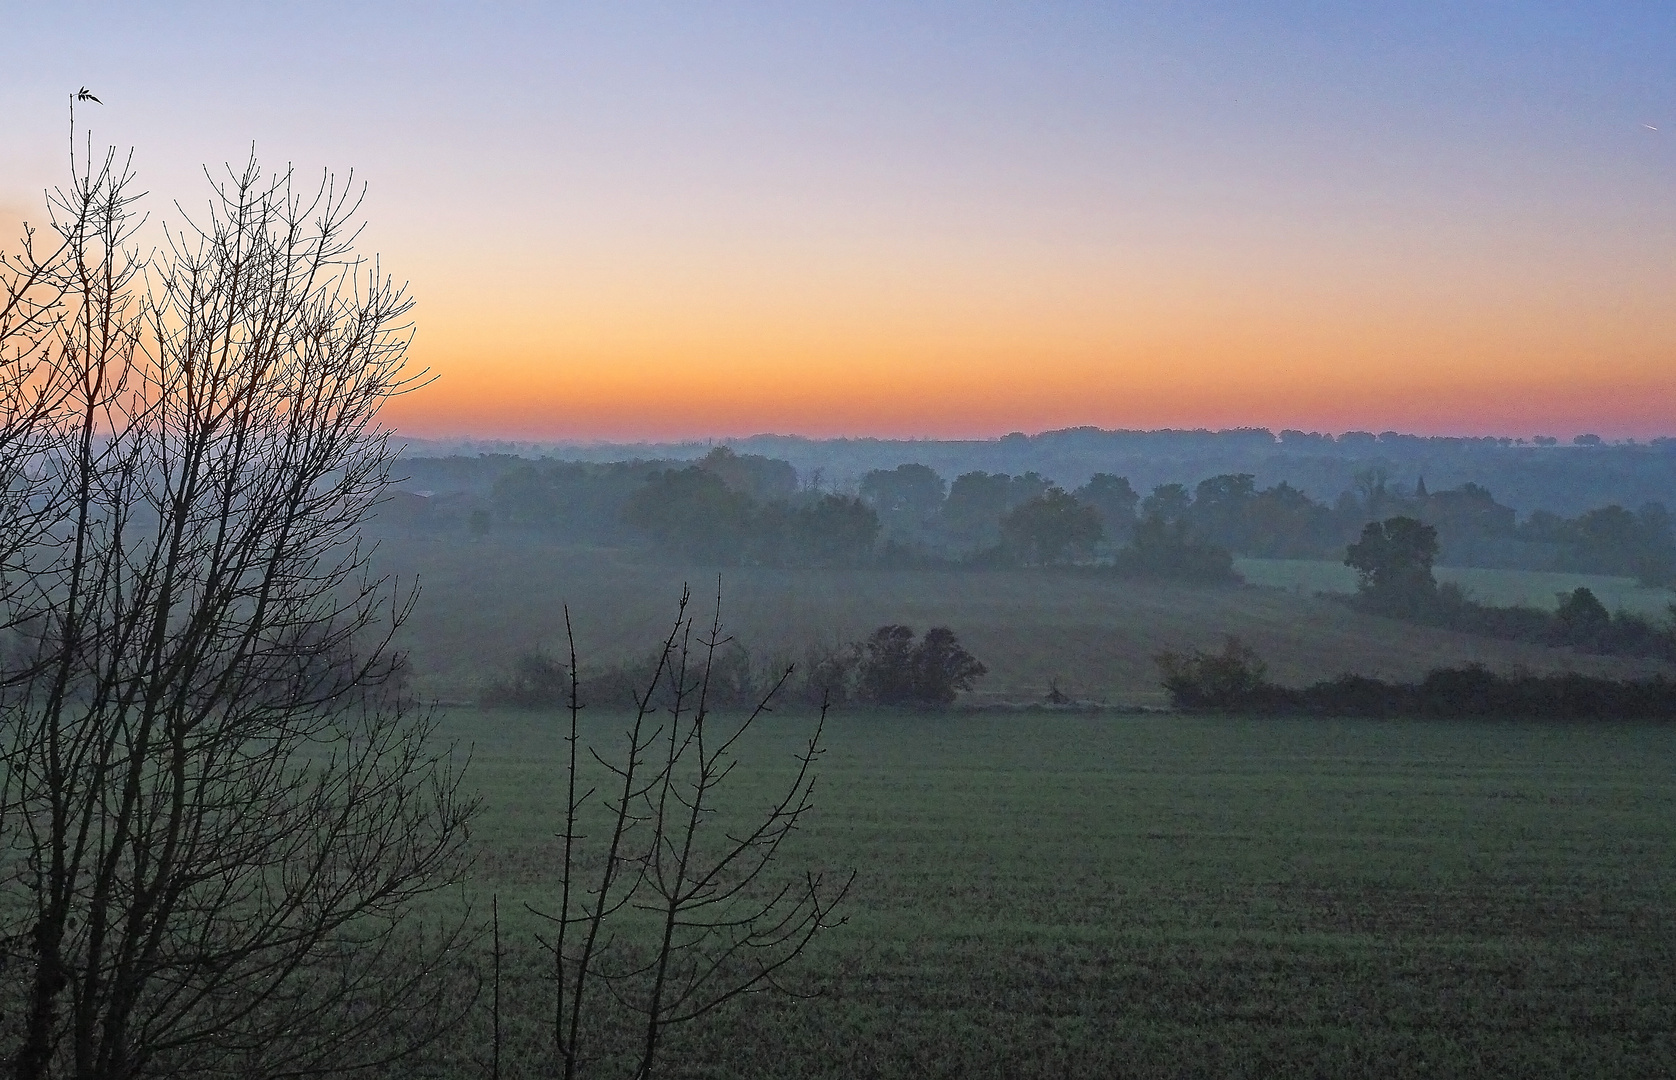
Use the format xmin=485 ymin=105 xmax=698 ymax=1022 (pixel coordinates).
xmin=1157 ymin=636 xmax=1676 ymax=720
xmin=485 ymin=624 xmax=987 ymax=710
xmin=460 ymin=425 xmax=1676 ymax=520
xmin=1343 ymin=515 xmax=1676 ymax=660
xmin=1337 ymin=471 xmax=1676 ymax=585
xmin=854 ymin=463 xmax=1676 ymax=585
xmin=379 ymin=451 xmax=1676 ymax=586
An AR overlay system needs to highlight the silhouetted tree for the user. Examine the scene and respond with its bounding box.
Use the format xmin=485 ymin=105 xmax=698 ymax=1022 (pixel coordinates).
xmin=1551 ymin=504 xmax=1676 ymax=584
xmin=1111 ymin=515 xmax=1238 ymax=582
xmin=1417 ymin=481 xmax=1516 ymax=538
xmin=1 ymin=143 xmax=473 ymax=1079
xmin=1072 ymin=473 xmax=1139 ymax=543
xmin=1345 ymin=516 xmax=1439 ymax=616
xmin=622 ymin=466 xmax=754 ymax=560
xmin=1551 ymin=586 xmax=1612 ymax=649
xmin=695 ymin=445 xmax=799 ymax=500
xmin=999 ymin=487 xmax=1102 ymax=565
xmin=1140 ymin=482 xmax=1193 ymax=525
xmin=855 ymin=625 xmax=986 ymax=705
xmin=491 ymin=459 xmax=678 ymax=541
xmin=1187 ymin=473 xmax=1257 ymax=551
xmin=859 ymin=463 xmax=947 ymax=536
xmin=940 ymin=471 xmax=1050 ymax=552
xmin=856 ymin=625 xmax=918 ymax=704
xmin=790 ymin=493 xmax=881 ymax=565
xmin=1352 ymin=467 xmax=1395 ymax=522
xmin=1242 ymin=481 xmax=1337 ymax=557
xmin=911 ymin=627 xmax=990 ymax=704
xmin=1557 ymin=586 xmax=1611 ymax=631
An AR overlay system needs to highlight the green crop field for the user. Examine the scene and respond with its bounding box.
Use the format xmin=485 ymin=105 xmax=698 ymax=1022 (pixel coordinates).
xmin=374 ymin=540 xmax=1671 ymax=707
xmin=1238 ymin=557 xmax=1676 ymax=617
xmin=445 ymin=706 xmax=1676 ymax=1079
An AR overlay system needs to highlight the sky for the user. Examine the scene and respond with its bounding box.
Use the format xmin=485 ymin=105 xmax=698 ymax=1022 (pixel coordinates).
xmin=4 ymin=2 xmax=1674 ymax=441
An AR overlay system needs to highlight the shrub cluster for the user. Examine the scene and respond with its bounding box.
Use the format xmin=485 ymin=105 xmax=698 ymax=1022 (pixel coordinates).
xmin=852 ymin=625 xmax=989 ymax=706
xmin=483 ymin=625 xmax=987 ymax=710
xmin=1342 ymin=516 xmax=1676 ymax=662
xmin=481 ymin=640 xmax=772 ymax=711
xmin=1157 ymin=636 xmax=1676 ymax=720
xmin=1419 ymin=584 xmax=1676 ymax=660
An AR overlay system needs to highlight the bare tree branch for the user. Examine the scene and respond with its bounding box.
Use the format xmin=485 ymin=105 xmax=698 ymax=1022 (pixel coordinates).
xmin=1 ymin=134 xmax=474 ymax=1080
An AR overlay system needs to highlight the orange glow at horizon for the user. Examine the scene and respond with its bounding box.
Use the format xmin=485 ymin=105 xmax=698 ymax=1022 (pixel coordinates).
xmin=383 ymin=228 xmax=1676 ymax=442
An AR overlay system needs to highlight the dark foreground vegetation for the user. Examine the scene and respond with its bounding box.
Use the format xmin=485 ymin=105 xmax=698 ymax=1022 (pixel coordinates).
xmin=0 ymin=137 xmax=851 ymax=1080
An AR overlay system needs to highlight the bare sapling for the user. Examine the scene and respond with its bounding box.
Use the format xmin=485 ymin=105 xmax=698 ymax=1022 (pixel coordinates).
xmin=534 ymin=584 xmax=851 ymax=1080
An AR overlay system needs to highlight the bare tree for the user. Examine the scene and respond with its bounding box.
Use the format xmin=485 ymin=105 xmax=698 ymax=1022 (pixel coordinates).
xmin=0 ymin=125 xmax=127 ymax=666
xmin=536 ymin=586 xmax=850 ymax=1079
xmin=0 ymin=127 xmax=475 ymax=1079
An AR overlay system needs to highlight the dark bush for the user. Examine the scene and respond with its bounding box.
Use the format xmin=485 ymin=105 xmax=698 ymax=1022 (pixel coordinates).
xmin=856 ymin=626 xmax=918 ymax=704
xmin=913 ymin=627 xmax=990 ymax=705
xmin=1154 ymin=636 xmax=1289 ymax=709
xmin=483 ymin=640 xmax=775 ymax=712
xmin=855 ymin=625 xmax=987 ymax=706
xmin=785 ymin=642 xmax=861 ymax=708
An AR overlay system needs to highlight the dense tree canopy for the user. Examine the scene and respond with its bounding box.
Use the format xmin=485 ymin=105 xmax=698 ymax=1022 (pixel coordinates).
xmin=859 ymin=463 xmax=948 ymax=536
xmin=999 ymin=487 xmax=1102 ymax=565
xmin=1345 ymin=516 xmax=1440 ymax=615
xmin=1072 ymin=473 xmax=1139 ymax=542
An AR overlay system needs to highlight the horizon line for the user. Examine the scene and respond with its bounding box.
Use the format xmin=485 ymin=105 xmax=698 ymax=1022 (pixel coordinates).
xmin=386 ymin=425 xmax=1674 ymax=450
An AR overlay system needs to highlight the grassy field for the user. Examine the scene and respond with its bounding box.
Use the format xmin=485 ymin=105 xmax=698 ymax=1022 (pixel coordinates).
xmin=373 ymin=539 xmax=1672 ymax=706
xmin=446 ymin=706 xmax=1676 ymax=1078
xmin=1239 ymin=557 xmax=1676 ymax=617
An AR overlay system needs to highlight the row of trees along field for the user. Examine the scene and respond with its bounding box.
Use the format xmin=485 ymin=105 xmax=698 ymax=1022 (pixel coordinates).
xmin=388 ymin=452 xmax=1676 ymax=584
xmin=1156 ymin=634 xmax=1676 ymax=719
xmin=484 ymin=623 xmax=989 ymax=711
xmin=1341 ymin=515 xmax=1676 ymax=661
xmin=410 ymin=427 xmax=1676 ymax=520
xmin=0 ymin=135 xmax=848 ymax=1079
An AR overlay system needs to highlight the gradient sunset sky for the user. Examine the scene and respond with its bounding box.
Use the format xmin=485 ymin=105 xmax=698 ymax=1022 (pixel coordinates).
xmin=6 ymin=3 xmax=1674 ymax=440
